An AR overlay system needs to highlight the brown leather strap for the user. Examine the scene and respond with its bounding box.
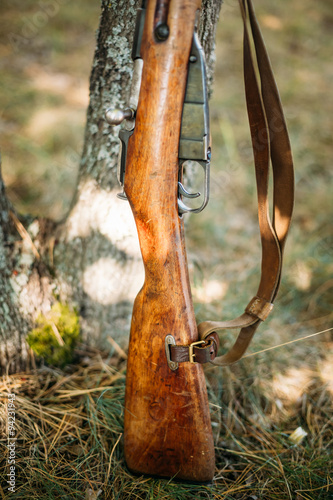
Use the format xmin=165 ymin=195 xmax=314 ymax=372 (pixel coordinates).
xmin=169 ymin=335 xmax=219 ymax=364
xmin=171 ymin=0 xmax=294 ymax=366
xmin=198 ymin=0 xmax=294 ymax=366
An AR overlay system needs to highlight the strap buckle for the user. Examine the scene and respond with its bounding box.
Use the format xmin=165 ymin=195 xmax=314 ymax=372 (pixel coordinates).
xmin=189 ymin=340 xmax=206 ymax=363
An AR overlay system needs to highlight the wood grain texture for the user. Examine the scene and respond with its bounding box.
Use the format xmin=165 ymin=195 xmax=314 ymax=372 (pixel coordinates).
xmin=123 ymin=0 xmax=215 ymax=482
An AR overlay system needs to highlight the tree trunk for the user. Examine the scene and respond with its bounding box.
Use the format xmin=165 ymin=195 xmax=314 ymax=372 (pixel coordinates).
xmin=0 ymin=0 xmax=222 ymax=374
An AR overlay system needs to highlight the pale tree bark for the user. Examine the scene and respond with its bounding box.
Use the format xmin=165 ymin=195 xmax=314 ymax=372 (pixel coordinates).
xmin=0 ymin=0 xmax=223 ymax=374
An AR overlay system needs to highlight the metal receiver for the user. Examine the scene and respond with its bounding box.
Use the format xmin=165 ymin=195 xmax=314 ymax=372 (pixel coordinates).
xmin=105 ymin=4 xmax=211 ymax=214
xmin=177 ymin=28 xmax=211 ymax=215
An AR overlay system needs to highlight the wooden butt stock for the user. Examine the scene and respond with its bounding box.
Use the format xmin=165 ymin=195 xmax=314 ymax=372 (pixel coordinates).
xmin=123 ymin=0 xmax=215 ymax=482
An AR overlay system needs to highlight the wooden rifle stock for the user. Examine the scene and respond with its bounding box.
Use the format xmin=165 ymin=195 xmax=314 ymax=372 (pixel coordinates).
xmin=123 ymin=0 xmax=215 ymax=482
xmin=110 ymin=0 xmax=294 ymax=483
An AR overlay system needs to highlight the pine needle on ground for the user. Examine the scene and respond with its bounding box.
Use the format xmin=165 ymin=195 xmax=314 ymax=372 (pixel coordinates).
xmin=1 ymin=343 xmax=332 ymax=500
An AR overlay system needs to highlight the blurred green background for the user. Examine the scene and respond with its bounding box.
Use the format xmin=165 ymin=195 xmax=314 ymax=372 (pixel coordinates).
xmin=0 ymin=0 xmax=332 ymax=370
xmin=0 ymin=0 xmax=100 ymax=219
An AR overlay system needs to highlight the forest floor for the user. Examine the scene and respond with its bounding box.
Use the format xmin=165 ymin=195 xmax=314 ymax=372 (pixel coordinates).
xmin=0 ymin=0 xmax=332 ymax=498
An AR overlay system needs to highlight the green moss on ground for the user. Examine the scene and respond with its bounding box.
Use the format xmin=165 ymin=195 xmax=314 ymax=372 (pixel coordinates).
xmin=26 ymin=303 xmax=80 ymax=367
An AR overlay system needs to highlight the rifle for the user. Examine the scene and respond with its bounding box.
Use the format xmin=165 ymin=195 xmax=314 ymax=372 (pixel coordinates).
xmin=105 ymin=0 xmax=294 ymax=482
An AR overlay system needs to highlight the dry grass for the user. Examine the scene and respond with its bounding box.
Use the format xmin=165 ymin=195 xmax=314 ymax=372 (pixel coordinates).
xmin=1 ymin=343 xmax=332 ymax=499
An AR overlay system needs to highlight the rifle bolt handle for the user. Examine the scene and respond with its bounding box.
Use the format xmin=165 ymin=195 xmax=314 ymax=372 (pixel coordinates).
xmin=105 ymin=107 xmax=134 ymax=125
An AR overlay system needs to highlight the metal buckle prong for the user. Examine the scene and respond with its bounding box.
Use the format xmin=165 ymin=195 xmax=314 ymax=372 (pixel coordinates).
xmin=189 ymin=340 xmax=206 ymax=363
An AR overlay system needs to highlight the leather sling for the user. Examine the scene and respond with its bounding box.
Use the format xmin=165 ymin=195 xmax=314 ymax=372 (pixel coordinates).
xmin=170 ymin=0 xmax=294 ymax=366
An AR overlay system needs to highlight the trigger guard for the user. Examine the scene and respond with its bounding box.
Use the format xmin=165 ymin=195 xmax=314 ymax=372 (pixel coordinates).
xmin=177 ymin=159 xmax=210 ymax=215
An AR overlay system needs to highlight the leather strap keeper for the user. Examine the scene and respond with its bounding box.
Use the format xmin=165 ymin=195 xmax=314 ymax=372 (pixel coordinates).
xmin=245 ymin=296 xmax=274 ymax=321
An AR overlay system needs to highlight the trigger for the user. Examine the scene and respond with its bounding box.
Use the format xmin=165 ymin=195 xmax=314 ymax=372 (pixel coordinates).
xmin=178 ymin=182 xmax=200 ymax=199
